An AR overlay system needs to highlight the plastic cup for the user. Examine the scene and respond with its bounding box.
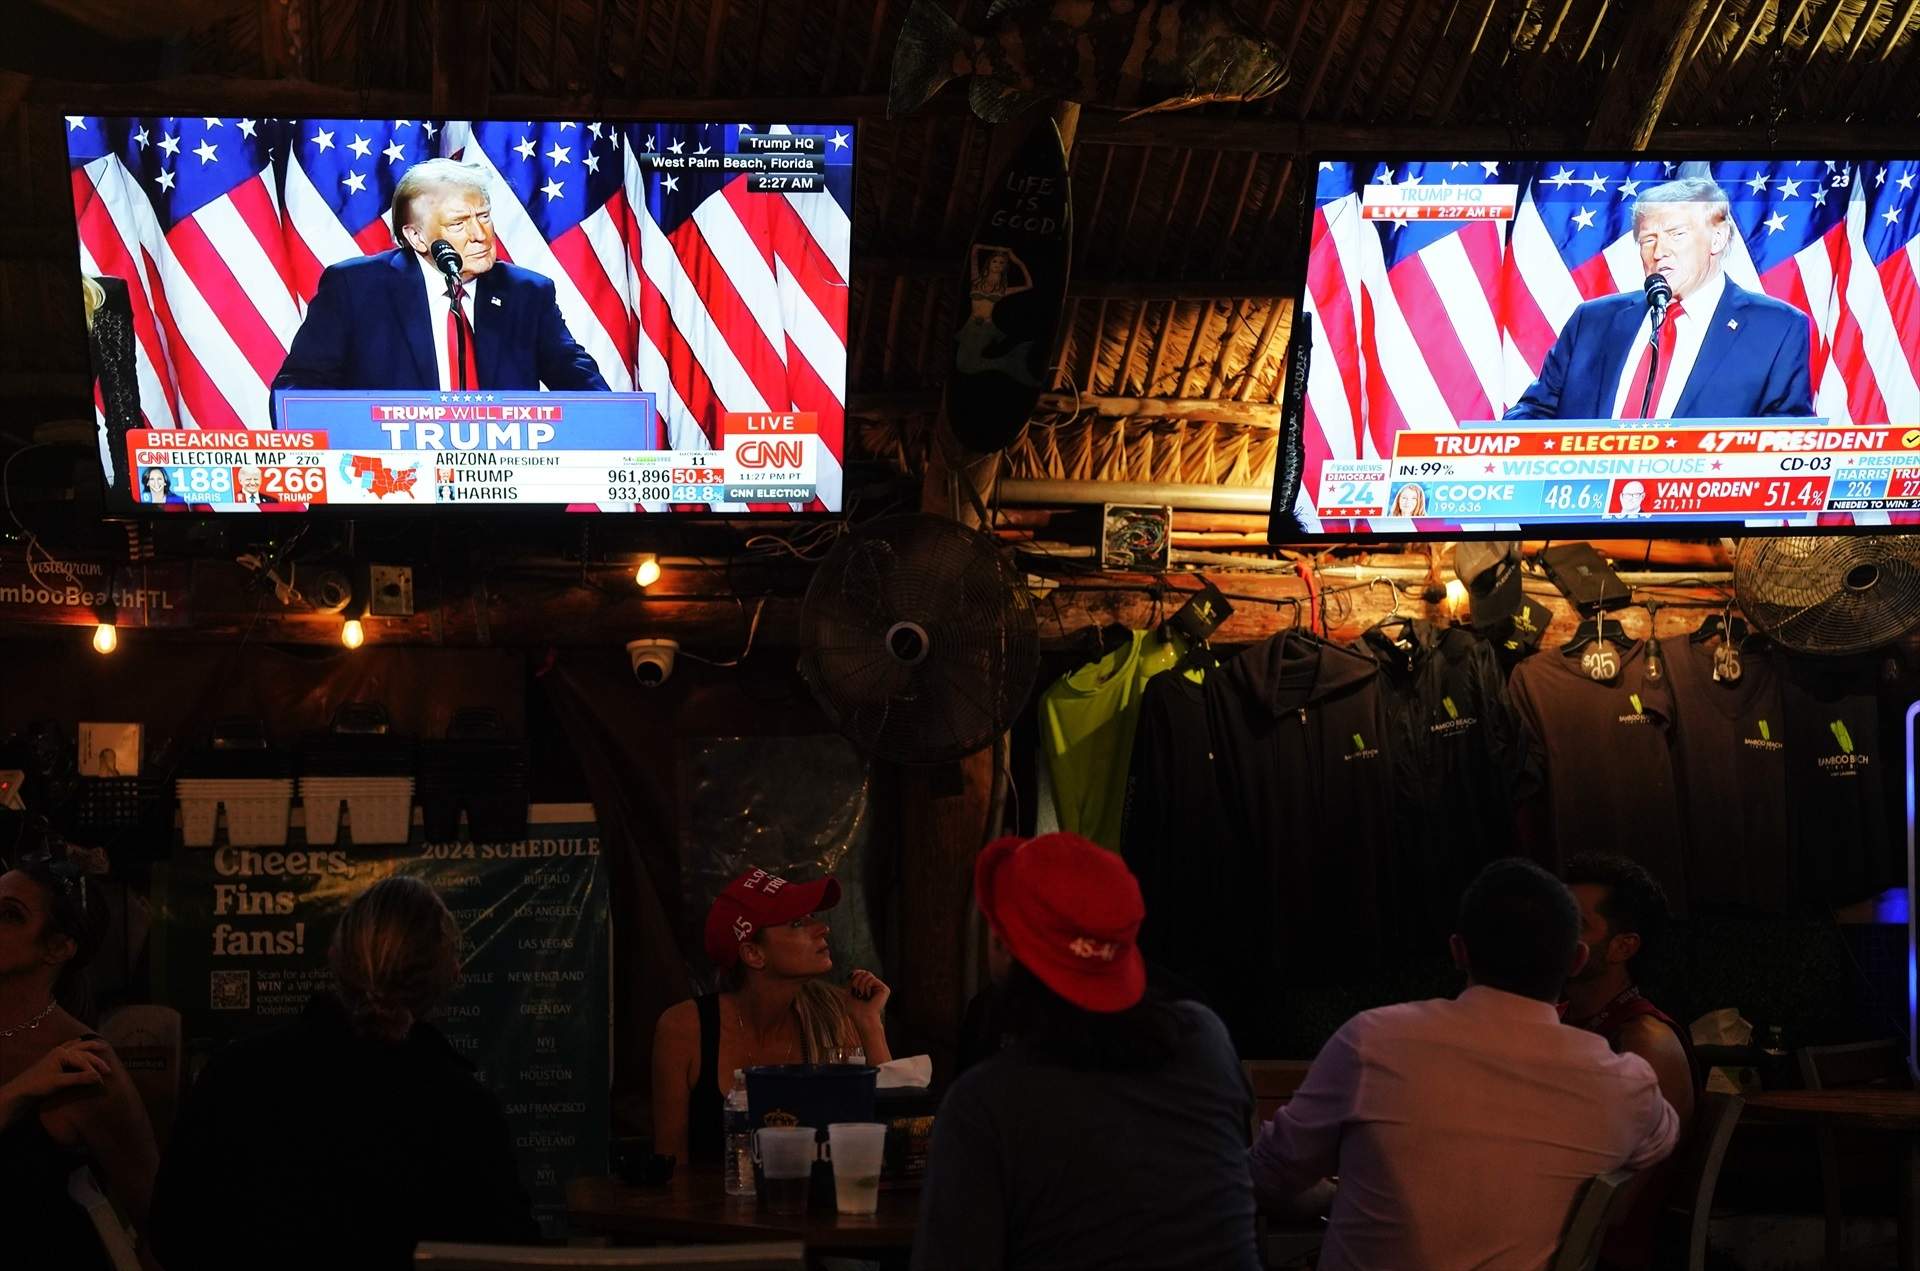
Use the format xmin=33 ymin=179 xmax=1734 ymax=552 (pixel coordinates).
xmin=751 ymin=1126 xmax=817 ymax=1215
xmin=826 ymin=1122 xmax=888 ymax=1215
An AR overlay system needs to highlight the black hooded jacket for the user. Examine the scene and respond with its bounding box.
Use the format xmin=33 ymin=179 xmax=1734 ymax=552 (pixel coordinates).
xmin=1361 ymin=621 xmax=1532 ymax=950
xmin=1203 ymin=633 xmax=1395 ymax=978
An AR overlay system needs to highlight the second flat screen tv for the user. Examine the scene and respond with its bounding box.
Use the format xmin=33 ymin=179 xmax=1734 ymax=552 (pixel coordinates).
xmin=1276 ymin=154 xmax=1920 ymax=539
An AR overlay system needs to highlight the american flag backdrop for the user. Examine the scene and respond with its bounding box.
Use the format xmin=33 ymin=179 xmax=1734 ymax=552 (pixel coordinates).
xmin=63 ymin=115 xmax=852 ymax=512
xmin=1298 ymin=157 xmax=1920 ymax=533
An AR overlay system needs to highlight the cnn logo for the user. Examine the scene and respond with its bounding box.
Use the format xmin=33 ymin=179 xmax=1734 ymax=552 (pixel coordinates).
xmin=736 ymin=438 xmax=806 ymax=470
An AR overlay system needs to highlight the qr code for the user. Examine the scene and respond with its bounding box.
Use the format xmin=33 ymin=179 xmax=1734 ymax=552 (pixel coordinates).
xmin=209 ymin=970 xmax=251 ymax=1011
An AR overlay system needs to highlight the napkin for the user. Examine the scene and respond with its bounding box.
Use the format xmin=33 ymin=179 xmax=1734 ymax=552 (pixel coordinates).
xmin=877 ymin=1054 xmax=933 ymax=1089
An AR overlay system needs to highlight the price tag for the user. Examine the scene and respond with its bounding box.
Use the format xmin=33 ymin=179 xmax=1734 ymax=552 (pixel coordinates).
xmin=1582 ymin=646 xmax=1620 ymax=683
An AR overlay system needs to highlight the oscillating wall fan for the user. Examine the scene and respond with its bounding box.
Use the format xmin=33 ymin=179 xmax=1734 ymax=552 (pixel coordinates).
xmin=799 ymin=514 xmax=1040 ymax=764
xmin=1734 ymin=536 xmax=1920 ymax=655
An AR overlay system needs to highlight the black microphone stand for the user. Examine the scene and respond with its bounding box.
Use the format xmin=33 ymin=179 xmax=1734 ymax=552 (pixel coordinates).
xmin=443 ymin=271 xmax=470 ymax=390
xmin=1638 ymin=302 xmax=1668 ymax=420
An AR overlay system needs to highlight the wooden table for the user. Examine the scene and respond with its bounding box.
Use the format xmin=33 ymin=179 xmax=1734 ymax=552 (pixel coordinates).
xmin=568 ymin=1170 xmax=919 ymax=1265
xmin=1744 ymin=1089 xmax=1920 ymax=1271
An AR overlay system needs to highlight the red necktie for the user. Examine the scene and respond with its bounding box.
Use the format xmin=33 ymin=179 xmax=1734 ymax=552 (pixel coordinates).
xmin=446 ymin=281 xmax=479 ymax=391
xmin=1621 ymin=299 xmax=1683 ymax=419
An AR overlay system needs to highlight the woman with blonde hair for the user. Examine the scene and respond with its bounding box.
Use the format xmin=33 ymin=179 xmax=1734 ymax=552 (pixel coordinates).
xmin=651 ymin=868 xmax=892 ymax=1168
xmin=151 ymin=876 xmax=538 ymax=1270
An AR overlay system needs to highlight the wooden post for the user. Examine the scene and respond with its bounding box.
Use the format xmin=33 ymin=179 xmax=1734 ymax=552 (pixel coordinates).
xmin=895 ymin=103 xmax=1081 ymax=1074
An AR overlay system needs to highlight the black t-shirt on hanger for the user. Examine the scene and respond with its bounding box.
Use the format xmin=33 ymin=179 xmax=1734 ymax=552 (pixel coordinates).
xmin=1661 ymin=635 xmax=1794 ymax=913
xmin=1782 ymin=655 xmax=1899 ymax=907
xmin=1508 ymin=639 xmax=1689 ymax=915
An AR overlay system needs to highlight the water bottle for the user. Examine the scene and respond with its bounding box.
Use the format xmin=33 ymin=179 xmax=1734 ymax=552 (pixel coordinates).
xmin=724 ymin=1069 xmax=754 ymax=1196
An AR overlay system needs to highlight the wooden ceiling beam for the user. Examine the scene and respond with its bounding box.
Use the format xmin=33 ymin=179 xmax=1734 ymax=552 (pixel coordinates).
xmin=1585 ymin=0 xmax=1713 ymax=148
xmin=849 ymin=390 xmax=1282 ymax=428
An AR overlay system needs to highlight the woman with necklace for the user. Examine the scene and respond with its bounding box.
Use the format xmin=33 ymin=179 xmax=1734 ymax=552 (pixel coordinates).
xmin=652 ymin=868 xmax=892 ymax=1169
xmin=1 ymin=844 xmax=160 ymax=1269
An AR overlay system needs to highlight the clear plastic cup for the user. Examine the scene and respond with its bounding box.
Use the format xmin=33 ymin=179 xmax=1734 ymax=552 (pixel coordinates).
xmin=752 ymin=1126 xmax=817 ymax=1215
xmin=826 ymin=1122 xmax=888 ymax=1215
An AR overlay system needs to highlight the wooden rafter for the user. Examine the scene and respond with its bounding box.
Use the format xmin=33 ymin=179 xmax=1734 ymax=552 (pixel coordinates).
xmin=1586 ymin=0 xmax=1713 ymax=148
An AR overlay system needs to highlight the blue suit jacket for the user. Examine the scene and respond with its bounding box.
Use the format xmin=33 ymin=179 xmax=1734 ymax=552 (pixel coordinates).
xmin=1504 ymin=279 xmax=1813 ymax=420
xmin=272 ymin=249 xmax=610 ymax=393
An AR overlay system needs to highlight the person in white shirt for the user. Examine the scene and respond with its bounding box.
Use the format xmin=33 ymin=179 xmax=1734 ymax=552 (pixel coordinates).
xmin=1250 ymin=858 xmax=1680 ymax=1271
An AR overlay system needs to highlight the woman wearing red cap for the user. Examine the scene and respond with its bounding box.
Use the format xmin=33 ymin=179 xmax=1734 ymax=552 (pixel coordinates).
xmin=651 ymin=868 xmax=892 ymax=1169
xmin=913 ymin=832 xmax=1259 ymax=1271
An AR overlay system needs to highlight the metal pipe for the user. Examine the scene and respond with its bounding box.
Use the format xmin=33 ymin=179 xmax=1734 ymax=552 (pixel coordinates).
xmin=996 ymin=478 xmax=1274 ymax=513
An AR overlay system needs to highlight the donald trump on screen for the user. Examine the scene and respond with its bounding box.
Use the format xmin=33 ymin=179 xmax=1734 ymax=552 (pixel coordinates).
xmin=1504 ymin=177 xmax=1813 ymax=422
xmin=272 ymin=158 xmax=609 ymax=395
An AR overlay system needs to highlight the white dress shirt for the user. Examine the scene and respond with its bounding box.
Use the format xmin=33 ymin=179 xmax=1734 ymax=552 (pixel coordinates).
xmin=417 ymin=251 xmax=480 ymax=391
xmin=1250 ymin=985 xmax=1680 ymax=1271
xmin=1611 ymin=267 xmax=1726 ymax=420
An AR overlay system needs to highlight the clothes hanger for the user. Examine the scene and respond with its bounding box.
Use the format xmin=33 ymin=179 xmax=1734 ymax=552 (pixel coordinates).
xmin=1561 ymin=607 xmax=1635 ymax=655
xmin=1362 ymin=578 xmax=1415 ymax=650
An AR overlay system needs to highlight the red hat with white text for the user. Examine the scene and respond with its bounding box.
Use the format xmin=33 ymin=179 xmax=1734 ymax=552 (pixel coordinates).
xmin=703 ymin=868 xmax=842 ymax=968
xmin=975 ymin=832 xmax=1146 ymax=1013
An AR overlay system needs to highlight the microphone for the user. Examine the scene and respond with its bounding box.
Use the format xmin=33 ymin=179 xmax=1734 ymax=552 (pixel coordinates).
xmin=1644 ymin=272 xmax=1673 ymax=329
xmin=429 ymin=238 xmax=463 ymax=282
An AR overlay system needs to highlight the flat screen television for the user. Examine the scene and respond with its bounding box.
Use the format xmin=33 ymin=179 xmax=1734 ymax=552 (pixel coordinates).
xmin=1272 ymin=153 xmax=1920 ymax=540
xmin=63 ymin=115 xmax=852 ymax=514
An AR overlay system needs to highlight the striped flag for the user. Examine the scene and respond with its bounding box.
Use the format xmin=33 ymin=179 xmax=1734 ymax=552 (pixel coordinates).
xmin=1296 ymin=157 xmax=1920 ymax=534
xmin=65 ymin=115 xmax=851 ymax=512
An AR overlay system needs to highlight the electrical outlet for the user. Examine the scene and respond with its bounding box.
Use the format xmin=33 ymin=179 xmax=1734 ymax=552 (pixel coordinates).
xmin=369 ymin=565 xmax=414 ymax=616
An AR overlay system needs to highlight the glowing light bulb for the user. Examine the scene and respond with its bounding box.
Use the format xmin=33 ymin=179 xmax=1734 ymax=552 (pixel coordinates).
xmin=1444 ymin=579 xmax=1469 ymax=609
xmin=341 ymin=618 xmax=366 ymax=649
xmin=634 ymin=555 xmax=662 ymax=588
xmin=91 ymin=622 xmax=118 ymax=654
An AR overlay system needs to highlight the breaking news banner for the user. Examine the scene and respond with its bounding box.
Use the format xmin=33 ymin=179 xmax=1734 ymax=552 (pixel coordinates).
xmin=128 ymin=398 xmax=819 ymax=508
xmin=149 ymin=804 xmax=610 ymax=1237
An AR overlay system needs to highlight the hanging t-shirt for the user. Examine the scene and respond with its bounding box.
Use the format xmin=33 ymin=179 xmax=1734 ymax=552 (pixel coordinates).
xmin=1661 ymin=635 xmax=1793 ymax=913
xmin=1040 ymin=630 xmax=1198 ymax=852
xmin=1782 ymin=656 xmax=1898 ymax=906
xmin=1363 ymin=622 xmax=1532 ymax=951
xmin=1508 ymin=640 xmax=1689 ymax=915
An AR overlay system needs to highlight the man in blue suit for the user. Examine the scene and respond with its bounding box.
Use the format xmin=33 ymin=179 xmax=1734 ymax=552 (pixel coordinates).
xmin=273 ymin=159 xmax=609 ymax=394
xmin=1505 ymin=177 xmax=1812 ymax=422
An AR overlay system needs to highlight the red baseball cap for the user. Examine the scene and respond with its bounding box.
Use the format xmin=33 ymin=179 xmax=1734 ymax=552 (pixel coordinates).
xmin=703 ymin=868 xmax=842 ymax=968
xmin=975 ymin=832 xmax=1146 ymax=1013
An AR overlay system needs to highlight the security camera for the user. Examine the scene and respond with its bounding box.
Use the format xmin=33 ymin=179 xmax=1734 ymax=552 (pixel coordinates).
xmin=625 ymin=638 xmax=678 ymax=688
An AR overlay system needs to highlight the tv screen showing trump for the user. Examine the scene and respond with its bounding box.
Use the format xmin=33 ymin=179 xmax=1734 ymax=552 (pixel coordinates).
xmin=1280 ymin=155 xmax=1920 ymax=537
xmin=64 ymin=115 xmax=852 ymax=514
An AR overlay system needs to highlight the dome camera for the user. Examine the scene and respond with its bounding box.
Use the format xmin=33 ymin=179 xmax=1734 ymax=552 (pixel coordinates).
xmin=626 ymin=638 xmax=678 ymax=688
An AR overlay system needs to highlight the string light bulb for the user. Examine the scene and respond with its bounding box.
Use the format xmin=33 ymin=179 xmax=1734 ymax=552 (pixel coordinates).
xmin=634 ymin=554 xmax=662 ymax=589
xmin=341 ymin=618 xmax=366 ymax=650
xmin=91 ymin=622 xmax=118 ymax=655
xmin=1443 ymin=579 xmax=1469 ymax=620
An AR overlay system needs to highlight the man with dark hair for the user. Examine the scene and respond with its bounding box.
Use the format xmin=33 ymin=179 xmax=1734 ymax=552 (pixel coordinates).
xmin=1564 ymin=852 xmax=1697 ymax=1118
xmin=1251 ymin=859 xmax=1679 ymax=1270
xmin=1564 ymin=852 xmax=1699 ymax=1270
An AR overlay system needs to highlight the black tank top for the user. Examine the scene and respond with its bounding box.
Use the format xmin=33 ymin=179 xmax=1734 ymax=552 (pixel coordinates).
xmin=2 ymin=1112 xmax=114 ymax=1271
xmin=688 ymin=994 xmax=726 ymax=1167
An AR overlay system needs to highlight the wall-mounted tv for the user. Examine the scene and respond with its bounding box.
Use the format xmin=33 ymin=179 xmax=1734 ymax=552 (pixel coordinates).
xmin=1274 ymin=153 xmax=1920 ymax=539
xmin=63 ymin=115 xmax=852 ymax=514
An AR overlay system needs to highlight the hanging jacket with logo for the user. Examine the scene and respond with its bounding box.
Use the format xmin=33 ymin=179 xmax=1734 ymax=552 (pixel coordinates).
xmin=1201 ymin=633 xmax=1396 ymax=981
xmin=1508 ymin=640 xmax=1689 ymax=915
xmin=1362 ymin=622 xmax=1533 ymax=951
xmin=1661 ymin=635 xmax=1794 ymax=913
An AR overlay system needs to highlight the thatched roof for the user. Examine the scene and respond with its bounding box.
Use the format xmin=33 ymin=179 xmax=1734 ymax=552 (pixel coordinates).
xmin=4 ymin=0 xmax=1918 ymax=485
